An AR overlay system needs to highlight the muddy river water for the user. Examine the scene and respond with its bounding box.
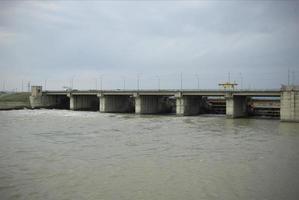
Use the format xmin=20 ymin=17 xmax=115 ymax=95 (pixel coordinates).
xmin=0 ymin=110 xmax=299 ymax=200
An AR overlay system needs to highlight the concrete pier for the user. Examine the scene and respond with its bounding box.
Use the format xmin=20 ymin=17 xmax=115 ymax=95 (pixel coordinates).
xmin=134 ymin=94 xmax=171 ymax=114
xmin=69 ymin=95 xmax=99 ymax=111
xmin=176 ymin=93 xmax=204 ymax=116
xmin=29 ymin=86 xmax=299 ymax=122
xmin=225 ymin=94 xmax=248 ymax=118
xmin=99 ymin=95 xmax=133 ymax=113
xmin=280 ymin=85 xmax=299 ymax=122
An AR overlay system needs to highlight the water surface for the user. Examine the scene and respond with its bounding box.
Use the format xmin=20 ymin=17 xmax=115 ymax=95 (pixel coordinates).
xmin=0 ymin=110 xmax=299 ymax=200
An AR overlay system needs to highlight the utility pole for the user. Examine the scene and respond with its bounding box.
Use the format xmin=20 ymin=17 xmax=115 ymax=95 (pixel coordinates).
xmin=21 ymin=80 xmax=23 ymax=92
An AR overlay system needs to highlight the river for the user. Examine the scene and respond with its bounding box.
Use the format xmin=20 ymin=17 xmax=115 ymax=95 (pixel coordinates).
xmin=0 ymin=110 xmax=298 ymax=200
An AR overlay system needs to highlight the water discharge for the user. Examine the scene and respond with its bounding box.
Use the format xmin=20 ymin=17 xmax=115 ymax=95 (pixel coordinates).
xmin=0 ymin=110 xmax=299 ymax=200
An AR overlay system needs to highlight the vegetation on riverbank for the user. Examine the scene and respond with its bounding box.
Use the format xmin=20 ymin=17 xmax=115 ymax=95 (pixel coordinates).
xmin=0 ymin=92 xmax=30 ymax=110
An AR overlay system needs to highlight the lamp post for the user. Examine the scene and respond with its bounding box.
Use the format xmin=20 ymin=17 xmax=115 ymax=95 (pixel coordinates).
xmin=180 ymin=72 xmax=183 ymax=90
xmin=157 ymin=75 xmax=160 ymax=90
xmin=95 ymin=78 xmax=98 ymax=90
xmin=122 ymin=76 xmax=126 ymax=90
xmin=137 ymin=74 xmax=140 ymax=90
xmin=70 ymin=76 xmax=74 ymax=90
xmin=195 ymin=74 xmax=199 ymax=89
xmin=100 ymin=76 xmax=103 ymax=91
xmin=44 ymin=79 xmax=47 ymax=91
xmin=239 ymin=73 xmax=243 ymax=89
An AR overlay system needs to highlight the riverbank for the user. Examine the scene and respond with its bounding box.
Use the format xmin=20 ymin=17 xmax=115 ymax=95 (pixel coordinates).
xmin=0 ymin=92 xmax=30 ymax=110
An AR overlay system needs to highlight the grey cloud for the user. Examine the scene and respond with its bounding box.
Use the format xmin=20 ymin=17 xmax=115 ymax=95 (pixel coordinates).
xmin=0 ymin=0 xmax=298 ymax=90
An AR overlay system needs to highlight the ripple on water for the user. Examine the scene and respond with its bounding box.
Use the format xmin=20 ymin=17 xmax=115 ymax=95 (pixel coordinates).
xmin=1 ymin=110 xmax=299 ymax=200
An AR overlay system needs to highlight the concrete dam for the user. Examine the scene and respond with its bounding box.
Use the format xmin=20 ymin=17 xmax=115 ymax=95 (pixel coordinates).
xmin=29 ymin=85 xmax=299 ymax=122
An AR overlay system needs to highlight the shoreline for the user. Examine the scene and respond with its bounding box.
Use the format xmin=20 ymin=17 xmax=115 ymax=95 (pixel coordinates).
xmin=0 ymin=92 xmax=30 ymax=110
xmin=0 ymin=102 xmax=31 ymax=110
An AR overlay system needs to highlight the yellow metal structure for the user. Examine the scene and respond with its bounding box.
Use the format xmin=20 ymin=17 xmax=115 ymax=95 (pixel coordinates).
xmin=218 ymin=82 xmax=238 ymax=90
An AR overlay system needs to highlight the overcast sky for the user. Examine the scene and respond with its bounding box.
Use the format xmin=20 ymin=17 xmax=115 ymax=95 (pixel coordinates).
xmin=0 ymin=0 xmax=298 ymax=91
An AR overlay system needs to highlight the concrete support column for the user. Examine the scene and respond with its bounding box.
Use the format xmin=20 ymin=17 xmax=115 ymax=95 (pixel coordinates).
xmin=99 ymin=95 xmax=133 ymax=113
xmin=134 ymin=94 xmax=170 ymax=114
xmin=69 ymin=95 xmax=99 ymax=111
xmin=280 ymin=86 xmax=299 ymax=122
xmin=175 ymin=93 xmax=203 ymax=116
xmin=135 ymin=95 xmax=159 ymax=114
xmin=69 ymin=95 xmax=75 ymax=110
xmin=225 ymin=93 xmax=248 ymax=118
xmin=134 ymin=93 xmax=141 ymax=114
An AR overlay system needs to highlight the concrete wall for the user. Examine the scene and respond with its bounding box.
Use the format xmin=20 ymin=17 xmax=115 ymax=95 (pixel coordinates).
xmin=70 ymin=95 xmax=99 ymax=111
xmin=31 ymin=86 xmax=42 ymax=97
xmin=226 ymin=94 xmax=248 ymax=118
xmin=176 ymin=95 xmax=204 ymax=116
xmin=280 ymin=86 xmax=299 ymax=122
xmin=99 ymin=95 xmax=133 ymax=113
xmin=135 ymin=95 xmax=171 ymax=114
xmin=30 ymin=86 xmax=69 ymax=109
xmin=30 ymin=95 xmax=69 ymax=109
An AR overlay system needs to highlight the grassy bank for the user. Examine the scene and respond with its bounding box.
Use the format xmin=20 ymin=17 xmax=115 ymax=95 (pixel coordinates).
xmin=0 ymin=92 xmax=30 ymax=110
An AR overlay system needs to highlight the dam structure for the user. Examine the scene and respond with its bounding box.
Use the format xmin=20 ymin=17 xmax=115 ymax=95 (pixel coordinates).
xmin=29 ymin=85 xmax=299 ymax=122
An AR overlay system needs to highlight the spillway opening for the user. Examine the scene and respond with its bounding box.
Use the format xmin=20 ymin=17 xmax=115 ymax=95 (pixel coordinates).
xmin=247 ymin=97 xmax=280 ymax=119
xmin=56 ymin=95 xmax=70 ymax=109
xmin=160 ymin=96 xmax=176 ymax=114
xmin=71 ymin=95 xmax=99 ymax=111
xmin=125 ymin=95 xmax=136 ymax=113
xmin=205 ymin=96 xmax=226 ymax=115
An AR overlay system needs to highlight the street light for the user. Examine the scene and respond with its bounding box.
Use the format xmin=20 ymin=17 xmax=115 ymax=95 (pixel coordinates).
xmin=70 ymin=76 xmax=74 ymax=89
xmin=180 ymin=72 xmax=183 ymax=90
xmin=137 ymin=74 xmax=140 ymax=90
xmin=100 ymin=76 xmax=103 ymax=91
xmin=122 ymin=76 xmax=126 ymax=90
xmin=157 ymin=75 xmax=160 ymax=90
xmin=239 ymin=73 xmax=243 ymax=89
xmin=95 ymin=78 xmax=98 ymax=90
xmin=44 ymin=79 xmax=47 ymax=91
xmin=195 ymin=74 xmax=199 ymax=89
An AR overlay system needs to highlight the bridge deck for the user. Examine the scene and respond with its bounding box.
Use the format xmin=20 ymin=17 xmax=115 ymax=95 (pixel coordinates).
xmin=43 ymin=89 xmax=281 ymax=97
